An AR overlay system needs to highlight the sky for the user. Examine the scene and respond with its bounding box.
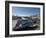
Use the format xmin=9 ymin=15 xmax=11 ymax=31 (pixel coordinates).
xmin=12 ymin=7 xmax=40 ymax=16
